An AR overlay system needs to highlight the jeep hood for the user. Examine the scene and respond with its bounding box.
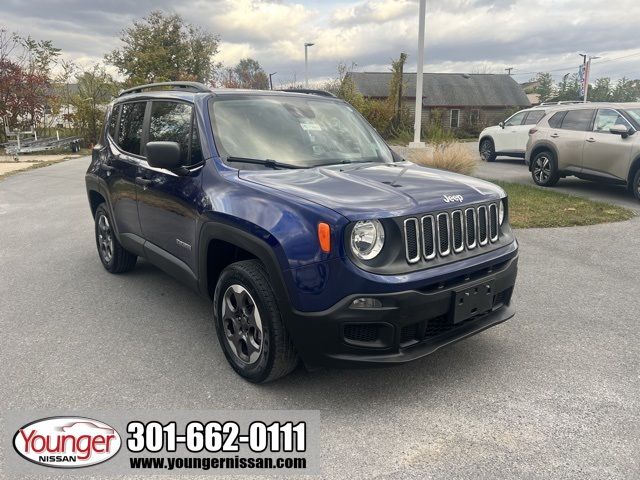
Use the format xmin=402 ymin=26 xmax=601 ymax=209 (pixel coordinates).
xmin=239 ymin=162 xmax=504 ymax=220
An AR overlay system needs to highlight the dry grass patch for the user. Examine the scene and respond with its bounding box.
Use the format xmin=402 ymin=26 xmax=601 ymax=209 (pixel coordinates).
xmin=406 ymin=142 xmax=476 ymax=175
xmin=493 ymin=181 xmax=635 ymax=228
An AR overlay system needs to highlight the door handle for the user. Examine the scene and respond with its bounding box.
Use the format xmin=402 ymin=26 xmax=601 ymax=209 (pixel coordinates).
xmin=102 ymin=164 xmax=116 ymax=172
xmin=550 ymin=133 xmax=560 ymax=138
xmin=585 ymin=138 xmax=596 ymax=143
xmin=135 ymin=176 xmax=157 ymax=187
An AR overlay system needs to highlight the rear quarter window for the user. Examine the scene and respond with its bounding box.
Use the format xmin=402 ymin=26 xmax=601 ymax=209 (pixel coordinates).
xmin=524 ymin=110 xmax=545 ymax=125
xmin=547 ymin=111 xmax=566 ymax=129
xmin=107 ymin=105 xmax=120 ymax=139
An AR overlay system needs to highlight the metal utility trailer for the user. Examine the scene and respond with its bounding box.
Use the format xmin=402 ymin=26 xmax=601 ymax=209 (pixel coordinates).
xmin=2 ymin=121 xmax=81 ymax=158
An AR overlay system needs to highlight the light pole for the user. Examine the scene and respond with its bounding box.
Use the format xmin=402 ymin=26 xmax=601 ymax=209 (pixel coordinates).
xmin=304 ymin=42 xmax=314 ymax=88
xmin=409 ymin=0 xmax=427 ymax=148
xmin=269 ymin=72 xmax=277 ymax=90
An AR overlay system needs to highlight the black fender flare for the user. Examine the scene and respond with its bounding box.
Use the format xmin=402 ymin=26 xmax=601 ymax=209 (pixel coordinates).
xmin=527 ymin=141 xmax=558 ymax=171
xmin=197 ymin=221 xmax=292 ymax=312
xmin=85 ymin=175 xmax=119 ymax=234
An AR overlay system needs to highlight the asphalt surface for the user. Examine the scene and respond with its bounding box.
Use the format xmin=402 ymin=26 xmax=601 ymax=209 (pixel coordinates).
xmin=1 ymin=157 xmax=639 ymax=479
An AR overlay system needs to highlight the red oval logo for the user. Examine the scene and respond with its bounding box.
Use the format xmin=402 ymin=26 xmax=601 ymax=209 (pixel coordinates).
xmin=13 ymin=417 xmax=121 ymax=468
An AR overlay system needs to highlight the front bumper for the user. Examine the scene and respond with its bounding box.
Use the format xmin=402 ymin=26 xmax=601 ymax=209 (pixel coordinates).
xmin=286 ymin=255 xmax=518 ymax=368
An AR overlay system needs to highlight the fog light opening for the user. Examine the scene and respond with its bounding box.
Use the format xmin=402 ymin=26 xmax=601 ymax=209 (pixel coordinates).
xmin=350 ymin=297 xmax=383 ymax=309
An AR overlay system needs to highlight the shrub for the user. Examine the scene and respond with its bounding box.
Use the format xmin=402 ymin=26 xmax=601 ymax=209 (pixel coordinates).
xmin=360 ymin=99 xmax=395 ymax=136
xmin=406 ymin=142 xmax=476 ymax=175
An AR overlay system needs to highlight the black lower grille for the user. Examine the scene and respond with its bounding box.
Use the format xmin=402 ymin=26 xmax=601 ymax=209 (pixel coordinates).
xmin=344 ymin=324 xmax=380 ymax=343
xmin=399 ymin=323 xmax=419 ymax=344
xmin=424 ymin=315 xmax=453 ymax=337
xmin=493 ymin=287 xmax=512 ymax=308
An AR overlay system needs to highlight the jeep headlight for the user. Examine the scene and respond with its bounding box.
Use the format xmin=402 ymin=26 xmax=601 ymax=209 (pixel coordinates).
xmin=351 ymin=220 xmax=385 ymax=260
xmin=499 ymin=198 xmax=506 ymax=225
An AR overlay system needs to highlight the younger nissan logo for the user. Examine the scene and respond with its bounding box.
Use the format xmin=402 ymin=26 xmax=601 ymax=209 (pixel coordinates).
xmin=13 ymin=417 xmax=121 ymax=468
xmin=443 ymin=194 xmax=464 ymax=203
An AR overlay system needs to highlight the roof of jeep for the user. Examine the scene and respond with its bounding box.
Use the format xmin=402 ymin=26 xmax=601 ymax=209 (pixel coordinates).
xmin=113 ymin=88 xmax=340 ymax=104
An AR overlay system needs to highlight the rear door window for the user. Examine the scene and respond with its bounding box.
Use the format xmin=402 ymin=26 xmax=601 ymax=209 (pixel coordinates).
xmin=560 ymin=109 xmax=594 ymax=131
xmin=148 ymin=101 xmax=202 ymax=166
xmin=117 ymin=102 xmax=147 ymax=155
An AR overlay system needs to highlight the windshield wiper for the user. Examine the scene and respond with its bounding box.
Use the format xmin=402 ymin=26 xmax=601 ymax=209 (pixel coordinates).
xmin=226 ymin=156 xmax=305 ymax=169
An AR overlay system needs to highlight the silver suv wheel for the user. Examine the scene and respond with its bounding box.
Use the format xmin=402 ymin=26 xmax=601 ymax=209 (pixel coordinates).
xmin=533 ymin=155 xmax=551 ymax=183
xmin=221 ymin=284 xmax=263 ymax=364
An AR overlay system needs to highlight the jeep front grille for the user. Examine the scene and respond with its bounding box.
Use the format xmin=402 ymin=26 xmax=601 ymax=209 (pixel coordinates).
xmin=403 ymin=203 xmax=500 ymax=264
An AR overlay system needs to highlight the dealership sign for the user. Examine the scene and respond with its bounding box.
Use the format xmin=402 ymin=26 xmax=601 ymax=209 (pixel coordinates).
xmin=13 ymin=417 xmax=121 ymax=468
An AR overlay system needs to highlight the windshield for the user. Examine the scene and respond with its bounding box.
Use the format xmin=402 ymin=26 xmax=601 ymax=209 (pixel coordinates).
xmin=625 ymin=108 xmax=640 ymax=126
xmin=208 ymin=95 xmax=393 ymax=168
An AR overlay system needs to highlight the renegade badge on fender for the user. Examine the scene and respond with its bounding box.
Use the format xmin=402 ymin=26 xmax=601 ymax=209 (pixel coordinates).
xmin=86 ymin=82 xmax=518 ymax=382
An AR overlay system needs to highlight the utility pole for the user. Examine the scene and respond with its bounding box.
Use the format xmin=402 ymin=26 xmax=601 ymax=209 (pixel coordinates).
xmin=269 ymin=72 xmax=277 ymax=90
xmin=409 ymin=0 xmax=427 ymax=148
xmin=505 ymin=67 xmax=513 ymax=75
xmin=304 ymin=43 xmax=314 ymax=88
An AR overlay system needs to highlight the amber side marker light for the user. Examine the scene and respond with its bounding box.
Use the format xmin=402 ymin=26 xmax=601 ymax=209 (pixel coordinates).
xmin=318 ymin=222 xmax=331 ymax=253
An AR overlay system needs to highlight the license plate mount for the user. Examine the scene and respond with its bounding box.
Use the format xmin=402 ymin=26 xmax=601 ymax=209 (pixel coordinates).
xmin=452 ymin=281 xmax=495 ymax=324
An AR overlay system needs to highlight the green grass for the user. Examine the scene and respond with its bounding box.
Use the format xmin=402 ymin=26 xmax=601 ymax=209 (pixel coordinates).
xmin=492 ymin=180 xmax=635 ymax=228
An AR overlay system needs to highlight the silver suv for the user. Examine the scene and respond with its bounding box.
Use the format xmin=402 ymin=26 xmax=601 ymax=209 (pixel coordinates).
xmin=525 ymin=103 xmax=640 ymax=200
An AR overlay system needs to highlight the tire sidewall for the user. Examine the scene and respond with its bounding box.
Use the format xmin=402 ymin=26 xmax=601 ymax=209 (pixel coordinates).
xmin=213 ymin=266 xmax=276 ymax=382
xmin=633 ymin=169 xmax=640 ymax=201
xmin=531 ymin=151 xmax=557 ymax=186
xmin=95 ymin=205 xmax=115 ymax=270
xmin=480 ymin=138 xmax=495 ymax=162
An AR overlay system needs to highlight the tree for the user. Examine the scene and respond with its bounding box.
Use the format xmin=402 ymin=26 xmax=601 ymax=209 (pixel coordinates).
xmin=217 ymin=58 xmax=269 ymax=89
xmin=71 ymin=65 xmax=118 ymax=144
xmin=105 ymin=11 xmax=220 ymax=85
xmin=611 ymin=77 xmax=639 ymax=102
xmin=555 ymin=74 xmax=581 ymax=101
xmin=589 ymin=77 xmax=612 ymax=102
xmin=532 ymin=72 xmax=555 ymax=102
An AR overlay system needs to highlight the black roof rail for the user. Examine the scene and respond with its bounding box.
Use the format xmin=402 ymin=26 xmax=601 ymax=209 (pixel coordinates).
xmin=118 ymin=81 xmax=211 ymax=97
xmin=278 ymin=89 xmax=336 ymax=98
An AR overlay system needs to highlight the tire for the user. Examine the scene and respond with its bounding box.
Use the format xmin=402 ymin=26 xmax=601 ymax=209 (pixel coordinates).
xmin=632 ymin=169 xmax=640 ymax=201
xmin=213 ymin=260 xmax=298 ymax=383
xmin=94 ymin=203 xmax=137 ymax=273
xmin=531 ymin=150 xmax=560 ymax=187
xmin=479 ymin=138 xmax=496 ymax=162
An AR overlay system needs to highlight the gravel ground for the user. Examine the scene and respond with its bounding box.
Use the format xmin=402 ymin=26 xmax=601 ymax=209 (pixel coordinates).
xmin=1 ymin=157 xmax=638 ymax=479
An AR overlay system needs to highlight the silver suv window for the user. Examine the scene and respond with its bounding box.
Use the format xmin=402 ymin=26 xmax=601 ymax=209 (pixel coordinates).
xmin=558 ymin=109 xmax=594 ymax=131
xmin=524 ymin=110 xmax=545 ymax=125
xmin=593 ymin=109 xmax=633 ymax=133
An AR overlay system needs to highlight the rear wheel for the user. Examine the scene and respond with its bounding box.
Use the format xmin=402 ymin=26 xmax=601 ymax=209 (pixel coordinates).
xmin=531 ymin=150 xmax=560 ymax=187
xmin=632 ymin=169 xmax=640 ymax=201
xmin=213 ymin=260 xmax=298 ymax=383
xmin=479 ymin=138 xmax=496 ymax=162
xmin=94 ymin=204 xmax=137 ymax=273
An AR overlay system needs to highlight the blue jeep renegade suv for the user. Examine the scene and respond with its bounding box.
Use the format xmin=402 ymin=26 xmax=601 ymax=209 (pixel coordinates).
xmin=85 ymin=81 xmax=518 ymax=382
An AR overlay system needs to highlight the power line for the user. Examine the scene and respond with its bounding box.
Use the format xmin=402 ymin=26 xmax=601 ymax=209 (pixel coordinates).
xmin=511 ymin=51 xmax=640 ymax=78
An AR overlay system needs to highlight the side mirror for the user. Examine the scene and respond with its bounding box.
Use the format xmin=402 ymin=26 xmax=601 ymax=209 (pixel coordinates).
xmin=146 ymin=141 xmax=182 ymax=170
xmin=609 ymin=124 xmax=631 ymax=138
xmin=498 ymin=121 xmax=505 ymax=129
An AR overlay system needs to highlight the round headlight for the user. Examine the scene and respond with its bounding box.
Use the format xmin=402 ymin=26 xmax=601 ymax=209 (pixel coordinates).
xmin=499 ymin=198 xmax=506 ymax=225
xmin=351 ymin=220 xmax=385 ymax=260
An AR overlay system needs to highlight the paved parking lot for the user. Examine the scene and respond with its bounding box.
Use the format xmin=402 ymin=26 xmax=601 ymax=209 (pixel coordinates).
xmin=1 ymin=157 xmax=638 ymax=479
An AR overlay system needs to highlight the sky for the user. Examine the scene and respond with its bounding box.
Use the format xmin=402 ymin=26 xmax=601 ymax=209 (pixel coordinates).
xmin=1 ymin=0 xmax=639 ymax=86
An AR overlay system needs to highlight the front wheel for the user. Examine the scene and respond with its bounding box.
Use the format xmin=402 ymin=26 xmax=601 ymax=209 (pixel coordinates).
xmin=479 ymin=138 xmax=496 ymax=162
xmin=632 ymin=169 xmax=640 ymax=201
xmin=531 ymin=151 xmax=560 ymax=187
xmin=213 ymin=260 xmax=298 ymax=383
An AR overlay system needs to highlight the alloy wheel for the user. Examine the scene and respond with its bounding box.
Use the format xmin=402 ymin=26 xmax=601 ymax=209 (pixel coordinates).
xmin=97 ymin=214 xmax=114 ymax=263
xmin=221 ymin=284 xmax=263 ymax=364
xmin=533 ymin=156 xmax=551 ymax=183
xmin=480 ymin=140 xmax=493 ymax=161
